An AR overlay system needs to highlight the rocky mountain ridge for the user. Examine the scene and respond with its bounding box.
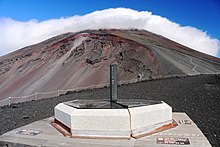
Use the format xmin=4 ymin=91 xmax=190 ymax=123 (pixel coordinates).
xmin=0 ymin=29 xmax=220 ymax=99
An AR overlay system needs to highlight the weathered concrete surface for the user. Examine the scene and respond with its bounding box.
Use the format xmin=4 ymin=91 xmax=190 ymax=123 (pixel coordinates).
xmin=55 ymin=102 xmax=131 ymax=138
xmin=54 ymin=101 xmax=172 ymax=138
xmin=0 ymin=113 xmax=211 ymax=147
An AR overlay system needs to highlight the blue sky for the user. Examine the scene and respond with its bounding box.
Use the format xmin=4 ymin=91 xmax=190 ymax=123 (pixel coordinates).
xmin=0 ymin=0 xmax=220 ymax=57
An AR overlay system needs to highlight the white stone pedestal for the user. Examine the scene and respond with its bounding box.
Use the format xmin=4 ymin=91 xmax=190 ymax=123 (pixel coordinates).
xmin=55 ymin=103 xmax=130 ymax=138
xmin=54 ymin=100 xmax=173 ymax=139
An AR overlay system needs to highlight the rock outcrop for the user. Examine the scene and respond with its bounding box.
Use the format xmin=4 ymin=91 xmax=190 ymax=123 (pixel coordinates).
xmin=0 ymin=29 xmax=220 ymax=99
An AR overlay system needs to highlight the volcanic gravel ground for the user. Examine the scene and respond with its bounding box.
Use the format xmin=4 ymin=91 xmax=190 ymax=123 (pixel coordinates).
xmin=0 ymin=74 xmax=219 ymax=146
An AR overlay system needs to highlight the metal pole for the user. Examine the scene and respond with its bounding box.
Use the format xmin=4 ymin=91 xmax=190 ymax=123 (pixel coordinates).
xmin=110 ymin=64 xmax=118 ymax=103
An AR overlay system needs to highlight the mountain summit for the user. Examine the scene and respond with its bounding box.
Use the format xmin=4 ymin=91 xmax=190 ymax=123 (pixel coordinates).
xmin=0 ymin=29 xmax=220 ymax=99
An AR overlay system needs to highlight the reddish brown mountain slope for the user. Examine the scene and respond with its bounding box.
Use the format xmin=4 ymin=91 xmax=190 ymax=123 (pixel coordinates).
xmin=0 ymin=29 xmax=220 ymax=99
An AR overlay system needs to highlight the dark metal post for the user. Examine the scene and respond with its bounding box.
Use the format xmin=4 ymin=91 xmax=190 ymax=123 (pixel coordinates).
xmin=110 ymin=64 xmax=118 ymax=103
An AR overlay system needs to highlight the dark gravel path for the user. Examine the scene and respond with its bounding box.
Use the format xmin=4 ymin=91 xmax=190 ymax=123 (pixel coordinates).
xmin=0 ymin=74 xmax=219 ymax=146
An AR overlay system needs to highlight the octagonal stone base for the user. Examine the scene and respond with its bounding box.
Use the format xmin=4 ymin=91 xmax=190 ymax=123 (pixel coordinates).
xmin=54 ymin=100 xmax=175 ymax=139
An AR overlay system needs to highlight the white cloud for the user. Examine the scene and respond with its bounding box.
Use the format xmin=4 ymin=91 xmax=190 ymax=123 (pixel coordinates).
xmin=0 ymin=8 xmax=219 ymax=57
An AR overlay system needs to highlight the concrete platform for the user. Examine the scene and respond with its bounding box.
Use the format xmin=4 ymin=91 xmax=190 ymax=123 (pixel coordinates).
xmin=54 ymin=100 xmax=172 ymax=138
xmin=0 ymin=113 xmax=211 ymax=147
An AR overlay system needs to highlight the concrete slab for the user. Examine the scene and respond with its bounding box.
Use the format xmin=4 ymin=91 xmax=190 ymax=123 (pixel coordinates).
xmin=129 ymin=102 xmax=172 ymax=137
xmin=55 ymin=103 xmax=131 ymax=138
xmin=134 ymin=113 xmax=211 ymax=147
xmin=54 ymin=100 xmax=172 ymax=138
xmin=0 ymin=113 xmax=211 ymax=147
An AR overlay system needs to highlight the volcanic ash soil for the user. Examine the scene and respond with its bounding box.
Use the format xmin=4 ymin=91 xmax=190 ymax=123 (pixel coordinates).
xmin=0 ymin=74 xmax=219 ymax=146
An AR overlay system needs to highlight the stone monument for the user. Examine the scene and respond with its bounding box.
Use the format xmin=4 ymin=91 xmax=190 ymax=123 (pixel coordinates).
xmin=53 ymin=65 xmax=176 ymax=139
